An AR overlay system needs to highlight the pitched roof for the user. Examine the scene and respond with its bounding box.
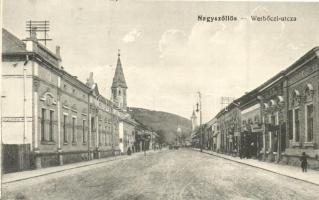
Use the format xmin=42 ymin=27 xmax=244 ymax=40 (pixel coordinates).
xmin=2 ymin=28 xmax=27 ymax=53
xmin=112 ymin=52 xmax=127 ymax=88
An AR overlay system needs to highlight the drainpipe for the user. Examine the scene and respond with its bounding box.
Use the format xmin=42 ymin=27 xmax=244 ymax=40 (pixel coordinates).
xmin=23 ymin=55 xmax=29 ymax=145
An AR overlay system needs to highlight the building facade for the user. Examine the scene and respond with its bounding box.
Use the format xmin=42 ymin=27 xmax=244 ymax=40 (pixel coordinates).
xmin=200 ymin=47 xmax=319 ymax=169
xmin=239 ymin=91 xmax=263 ymax=159
xmin=1 ymin=28 xmax=140 ymax=172
xmin=284 ymin=47 xmax=319 ymax=168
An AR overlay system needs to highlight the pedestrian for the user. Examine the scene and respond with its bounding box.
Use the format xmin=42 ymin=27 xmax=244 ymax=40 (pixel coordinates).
xmin=127 ymin=147 xmax=132 ymax=156
xmin=239 ymin=147 xmax=244 ymax=159
xmin=300 ymin=152 xmax=308 ymax=172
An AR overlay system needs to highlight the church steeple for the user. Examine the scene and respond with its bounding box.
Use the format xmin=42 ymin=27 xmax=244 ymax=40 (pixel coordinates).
xmin=191 ymin=107 xmax=197 ymax=131
xmin=111 ymin=49 xmax=127 ymax=110
xmin=112 ymin=50 xmax=127 ymax=89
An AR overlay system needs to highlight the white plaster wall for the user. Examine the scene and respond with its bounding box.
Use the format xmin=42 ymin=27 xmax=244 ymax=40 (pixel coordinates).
xmin=2 ymin=61 xmax=33 ymax=145
xmin=2 ymin=121 xmax=32 ymax=144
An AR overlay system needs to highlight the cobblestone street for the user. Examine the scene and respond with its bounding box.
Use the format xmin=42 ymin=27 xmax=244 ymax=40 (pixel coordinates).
xmin=2 ymin=149 xmax=319 ymax=200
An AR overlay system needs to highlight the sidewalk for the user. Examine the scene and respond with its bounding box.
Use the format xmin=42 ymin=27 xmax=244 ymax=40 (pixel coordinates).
xmin=195 ymin=148 xmax=319 ymax=186
xmin=2 ymin=150 xmax=154 ymax=184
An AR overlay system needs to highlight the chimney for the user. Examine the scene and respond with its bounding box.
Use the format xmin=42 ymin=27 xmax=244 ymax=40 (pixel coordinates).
xmin=30 ymin=27 xmax=37 ymax=41
xmin=56 ymin=46 xmax=61 ymax=59
xmin=25 ymin=27 xmax=38 ymax=52
xmin=86 ymin=72 xmax=94 ymax=88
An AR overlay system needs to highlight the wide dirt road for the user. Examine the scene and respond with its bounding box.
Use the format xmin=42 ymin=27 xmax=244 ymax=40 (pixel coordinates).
xmin=2 ymin=149 xmax=319 ymax=200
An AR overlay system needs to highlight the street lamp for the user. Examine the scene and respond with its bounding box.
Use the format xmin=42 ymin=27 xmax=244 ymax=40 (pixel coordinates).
xmin=196 ymin=92 xmax=203 ymax=152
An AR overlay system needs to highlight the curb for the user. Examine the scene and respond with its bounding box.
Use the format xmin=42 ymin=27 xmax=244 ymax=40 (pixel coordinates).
xmin=2 ymin=154 xmax=132 ymax=184
xmin=3 ymin=150 xmax=163 ymax=184
xmin=194 ymin=149 xmax=319 ymax=187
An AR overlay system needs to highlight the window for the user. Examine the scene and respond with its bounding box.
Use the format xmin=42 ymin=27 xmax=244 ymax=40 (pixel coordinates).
xmin=288 ymin=110 xmax=293 ymax=140
xmin=306 ymin=104 xmax=314 ymax=142
xmin=254 ymin=115 xmax=260 ymax=124
xmin=41 ymin=108 xmax=46 ymax=141
xmin=271 ymin=115 xmax=276 ymax=126
xmin=295 ymin=108 xmax=300 ymax=142
xmin=63 ymin=115 xmax=68 ymax=143
xmin=49 ymin=110 xmax=54 ymax=141
xmin=72 ymin=117 xmax=76 ymax=143
xmin=91 ymin=117 xmax=95 ymax=132
xmin=82 ymin=120 xmax=86 ymax=143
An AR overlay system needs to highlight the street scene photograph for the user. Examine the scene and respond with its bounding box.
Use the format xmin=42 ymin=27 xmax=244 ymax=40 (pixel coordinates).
xmin=1 ymin=0 xmax=319 ymax=199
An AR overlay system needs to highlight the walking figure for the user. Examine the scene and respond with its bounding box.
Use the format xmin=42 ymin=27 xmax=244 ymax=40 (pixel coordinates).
xmin=300 ymin=152 xmax=308 ymax=172
xmin=127 ymin=147 xmax=132 ymax=156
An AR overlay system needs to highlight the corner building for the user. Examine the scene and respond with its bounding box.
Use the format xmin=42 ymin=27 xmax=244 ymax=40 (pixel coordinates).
xmin=1 ymin=28 xmax=127 ymax=172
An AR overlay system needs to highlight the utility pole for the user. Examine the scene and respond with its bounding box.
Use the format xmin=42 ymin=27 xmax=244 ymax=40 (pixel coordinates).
xmin=23 ymin=66 xmax=27 ymax=145
xmin=197 ymin=92 xmax=203 ymax=152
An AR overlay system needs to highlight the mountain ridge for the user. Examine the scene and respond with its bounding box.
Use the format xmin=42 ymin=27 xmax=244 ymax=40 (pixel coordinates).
xmin=129 ymin=107 xmax=192 ymax=144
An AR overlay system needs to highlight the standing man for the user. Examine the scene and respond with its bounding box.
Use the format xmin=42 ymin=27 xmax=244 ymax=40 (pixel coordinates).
xmin=300 ymin=152 xmax=308 ymax=172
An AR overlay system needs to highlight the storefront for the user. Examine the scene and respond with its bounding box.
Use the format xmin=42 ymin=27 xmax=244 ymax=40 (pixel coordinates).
xmin=240 ymin=103 xmax=263 ymax=159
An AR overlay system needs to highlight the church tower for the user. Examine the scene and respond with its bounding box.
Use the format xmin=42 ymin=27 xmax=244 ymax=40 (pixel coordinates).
xmin=111 ymin=50 xmax=128 ymax=111
xmin=191 ymin=108 xmax=197 ymax=131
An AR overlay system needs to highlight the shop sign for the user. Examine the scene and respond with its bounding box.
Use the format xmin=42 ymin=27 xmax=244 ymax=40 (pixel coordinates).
xmin=2 ymin=117 xmax=33 ymax=122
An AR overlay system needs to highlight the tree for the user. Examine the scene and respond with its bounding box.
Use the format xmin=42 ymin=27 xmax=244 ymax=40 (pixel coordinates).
xmin=157 ymin=129 xmax=166 ymax=145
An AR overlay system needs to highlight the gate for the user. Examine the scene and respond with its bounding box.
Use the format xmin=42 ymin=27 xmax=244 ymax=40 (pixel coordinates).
xmin=2 ymin=144 xmax=31 ymax=173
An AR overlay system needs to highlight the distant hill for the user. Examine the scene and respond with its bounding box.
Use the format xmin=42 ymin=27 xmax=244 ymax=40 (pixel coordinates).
xmin=129 ymin=107 xmax=192 ymax=144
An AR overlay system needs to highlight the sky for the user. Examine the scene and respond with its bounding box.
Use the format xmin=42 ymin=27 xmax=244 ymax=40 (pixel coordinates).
xmin=3 ymin=0 xmax=319 ymax=122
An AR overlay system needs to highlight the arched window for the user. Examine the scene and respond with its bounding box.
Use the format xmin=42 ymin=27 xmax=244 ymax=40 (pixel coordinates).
xmin=263 ymin=103 xmax=269 ymax=109
xmin=305 ymin=83 xmax=314 ymax=142
xmin=293 ymin=89 xmax=300 ymax=97
xmin=277 ymin=96 xmax=284 ymax=104
xmin=292 ymin=89 xmax=301 ymax=106
xmin=305 ymin=83 xmax=314 ymax=102
xmin=270 ymin=99 xmax=277 ymax=107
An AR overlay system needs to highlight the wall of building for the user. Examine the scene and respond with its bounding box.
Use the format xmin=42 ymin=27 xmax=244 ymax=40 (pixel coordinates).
xmin=122 ymin=121 xmax=135 ymax=153
xmin=202 ymin=48 xmax=319 ymax=169
xmin=1 ymin=60 xmax=33 ymax=146
xmin=284 ymin=55 xmax=319 ymax=168
xmin=240 ymin=103 xmax=263 ymax=159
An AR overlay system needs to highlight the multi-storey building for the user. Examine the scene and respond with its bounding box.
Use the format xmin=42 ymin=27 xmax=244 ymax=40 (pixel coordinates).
xmin=201 ymin=47 xmax=319 ymax=169
xmin=284 ymin=47 xmax=319 ymax=168
xmin=218 ymin=101 xmax=241 ymax=155
xmin=1 ymin=28 xmax=140 ymax=172
xmin=238 ymin=90 xmax=263 ymax=159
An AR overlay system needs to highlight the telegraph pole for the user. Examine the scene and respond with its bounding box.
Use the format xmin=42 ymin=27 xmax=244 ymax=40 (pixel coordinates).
xmin=197 ymin=92 xmax=203 ymax=152
xmin=26 ymin=20 xmax=52 ymax=46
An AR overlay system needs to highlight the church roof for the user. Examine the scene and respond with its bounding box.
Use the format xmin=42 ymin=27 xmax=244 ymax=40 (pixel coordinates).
xmin=112 ymin=52 xmax=127 ymax=89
